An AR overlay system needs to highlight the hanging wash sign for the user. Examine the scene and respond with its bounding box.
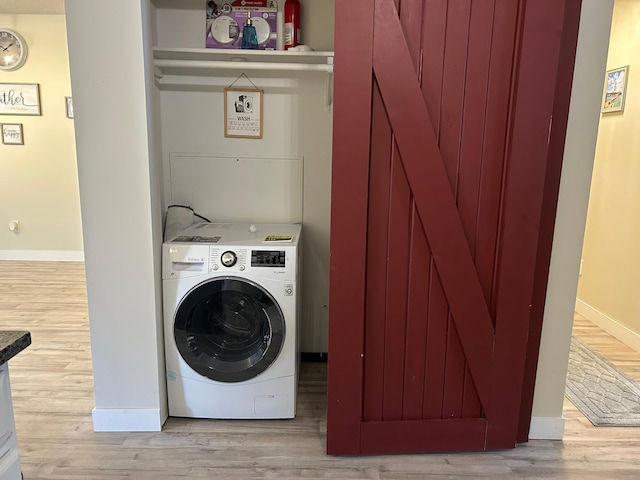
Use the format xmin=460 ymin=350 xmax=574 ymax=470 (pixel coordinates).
xmin=224 ymin=87 xmax=263 ymax=139
xmin=224 ymin=73 xmax=263 ymax=139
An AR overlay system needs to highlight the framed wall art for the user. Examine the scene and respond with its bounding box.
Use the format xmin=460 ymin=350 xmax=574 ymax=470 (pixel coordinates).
xmin=2 ymin=123 xmax=24 ymax=145
xmin=0 ymin=83 xmax=41 ymax=115
xmin=602 ymin=65 xmax=629 ymax=113
xmin=224 ymin=87 xmax=263 ymax=139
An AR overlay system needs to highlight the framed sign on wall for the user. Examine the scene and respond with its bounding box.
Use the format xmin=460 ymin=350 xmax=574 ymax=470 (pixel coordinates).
xmin=224 ymin=87 xmax=263 ymax=139
xmin=601 ymin=65 xmax=629 ymax=113
xmin=0 ymin=83 xmax=41 ymax=115
xmin=2 ymin=123 xmax=24 ymax=145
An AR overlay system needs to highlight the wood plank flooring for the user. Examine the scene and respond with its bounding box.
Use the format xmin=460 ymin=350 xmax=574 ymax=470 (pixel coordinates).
xmin=1 ymin=261 xmax=640 ymax=479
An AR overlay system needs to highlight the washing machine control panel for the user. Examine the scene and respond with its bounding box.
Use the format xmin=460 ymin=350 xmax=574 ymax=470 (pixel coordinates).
xmin=220 ymin=251 xmax=237 ymax=267
xmin=210 ymin=248 xmax=248 ymax=271
xmin=251 ymin=250 xmax=286 ymax=268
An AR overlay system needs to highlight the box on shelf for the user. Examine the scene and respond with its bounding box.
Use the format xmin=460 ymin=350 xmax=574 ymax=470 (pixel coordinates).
xmin=206 ymin=0 xmax=279 ymax=50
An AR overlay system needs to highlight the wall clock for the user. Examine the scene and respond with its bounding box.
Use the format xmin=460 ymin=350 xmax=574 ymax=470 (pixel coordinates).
xmin=0 ymin=29 xmax=28 ymax=71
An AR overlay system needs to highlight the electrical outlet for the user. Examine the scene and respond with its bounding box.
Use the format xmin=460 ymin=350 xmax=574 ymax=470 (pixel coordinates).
xmin=8 ymin=220 xmax=20 ymax=234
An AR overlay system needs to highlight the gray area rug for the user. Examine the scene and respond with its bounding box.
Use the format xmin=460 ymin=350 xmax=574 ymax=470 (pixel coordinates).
xmin=565 ymin=336 xmax=640 ymax=426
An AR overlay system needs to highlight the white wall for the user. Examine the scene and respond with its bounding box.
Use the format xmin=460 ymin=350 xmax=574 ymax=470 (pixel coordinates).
xmin=65 ymin=0 xmax=167 ymax=431
xmin=0 ymin=14 xmax=82 ymax=261
xmin=529 ymin=0 xmax=614 ymax=440
xmin=154 ymin=0 xmax=333 ymax=352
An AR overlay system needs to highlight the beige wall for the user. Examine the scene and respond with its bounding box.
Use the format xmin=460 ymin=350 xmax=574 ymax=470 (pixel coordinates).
xmin=577 ymin=0 xmax=640 ymax=343
xmin=0 ymin=14 xmax=82 ymax=259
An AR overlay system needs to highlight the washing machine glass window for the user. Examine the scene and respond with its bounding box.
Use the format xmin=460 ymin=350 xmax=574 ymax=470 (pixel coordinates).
xmin=174 ymin=276 xmax=286 ymax=383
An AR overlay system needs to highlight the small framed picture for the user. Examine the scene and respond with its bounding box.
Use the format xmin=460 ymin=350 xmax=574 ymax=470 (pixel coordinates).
xmin=65 ymin=96 xmax=74 ymax=119
xmin=224 ymin=87 xmax=263 ymax=139
xmin=602 ymin=65 xmax=629 ymax=113
xmin=1 ymin=123 xmax=23 ymax=145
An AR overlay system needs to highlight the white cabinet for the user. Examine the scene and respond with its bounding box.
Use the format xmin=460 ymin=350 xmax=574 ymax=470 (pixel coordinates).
xmin=0 ymin=364 xmax=21 ymax=480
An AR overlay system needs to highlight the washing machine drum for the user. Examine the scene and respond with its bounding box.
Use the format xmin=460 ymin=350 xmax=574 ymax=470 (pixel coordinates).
xmin=174 ymin=276 xmax=285 ymax=383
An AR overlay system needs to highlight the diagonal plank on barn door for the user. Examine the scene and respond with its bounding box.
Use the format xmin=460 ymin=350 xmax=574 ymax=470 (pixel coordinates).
xmin=372 ymin=0 xmax=495 ymax=412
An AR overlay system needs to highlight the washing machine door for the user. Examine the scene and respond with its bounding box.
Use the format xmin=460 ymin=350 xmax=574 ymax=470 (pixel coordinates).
xmin=174 ymin=276 xmax=285 ymax=383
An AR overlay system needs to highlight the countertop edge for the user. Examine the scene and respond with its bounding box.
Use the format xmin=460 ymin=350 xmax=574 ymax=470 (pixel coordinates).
xmin=0 ymin=331 xmax=31 ymax=366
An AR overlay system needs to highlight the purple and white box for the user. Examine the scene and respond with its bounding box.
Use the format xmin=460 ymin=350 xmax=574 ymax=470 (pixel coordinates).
xmin=206 ymin=4 xmax=278 ymax=50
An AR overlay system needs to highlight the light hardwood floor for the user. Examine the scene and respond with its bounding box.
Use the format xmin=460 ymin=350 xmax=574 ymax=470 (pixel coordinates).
xmin=1 ymin=261 xmax=640 ymax=479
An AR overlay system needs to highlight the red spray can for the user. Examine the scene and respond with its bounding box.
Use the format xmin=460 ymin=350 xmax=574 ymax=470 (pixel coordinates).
xmin=284 ymin=0 xmax=300 ymax=49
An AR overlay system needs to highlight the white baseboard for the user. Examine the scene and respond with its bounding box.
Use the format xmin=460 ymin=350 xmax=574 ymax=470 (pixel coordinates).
xmin=528 ymin=416 xmax=565 ymax=440
xmin=575 ymin=299 xmax=640 ymax=353
xmin=0 ymin=250 xmax=84 ymax=262
xmin=92 ymin=408 xmax=167 ymax=432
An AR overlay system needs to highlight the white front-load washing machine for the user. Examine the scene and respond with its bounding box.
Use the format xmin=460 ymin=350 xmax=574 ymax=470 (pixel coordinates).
xmin=162 ymin=222 xmax=301 ymax=419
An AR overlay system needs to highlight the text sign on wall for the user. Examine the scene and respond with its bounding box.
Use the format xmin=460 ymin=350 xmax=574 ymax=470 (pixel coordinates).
xmin=0 ymin=83 xmax=41 ymax=115
xmin=224 ymin=87 xmax=263 ymax=139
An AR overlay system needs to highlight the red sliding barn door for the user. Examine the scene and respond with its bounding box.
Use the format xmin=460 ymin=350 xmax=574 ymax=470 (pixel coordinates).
xmin=328 ymin=0 xmax=581 ymax=454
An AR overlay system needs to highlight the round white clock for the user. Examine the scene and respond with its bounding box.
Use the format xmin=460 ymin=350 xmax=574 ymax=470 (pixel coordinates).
xmin=0 ymin=28 xmax=28 ymax=71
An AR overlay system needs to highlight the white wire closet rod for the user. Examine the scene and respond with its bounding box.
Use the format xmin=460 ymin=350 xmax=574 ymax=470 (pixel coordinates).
xmin=154 ymin=59 xmax=333 ymax=74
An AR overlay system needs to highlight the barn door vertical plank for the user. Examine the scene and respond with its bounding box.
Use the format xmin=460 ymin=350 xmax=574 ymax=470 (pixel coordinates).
xmin=518 ymin=0 xmax=582 ymax=442
xmin=403 ymin=217 xmax=431 ymax=419
xmin=383 ymin=146 xmax=412 ymax=421
xmin=397 ymin=0 xmax=430 ymax=422
xmin=487 ymin=0 xmax=570 ymax=448
xmin=474 ymin=0 xmax=521 ymax=312
xmin=439 ymin=0 xmax=472 ymax=420
xmin=399 ymin=0 xmax=425 ymax=70
xmin=420 ymin=0 xmax=449 ymax=420
xmin=363 ymin=83 xmax=393 ymax=423
xmin=457 ymin=0 xmax=497 ymax=419
xmin=326 ymin=0 xmax=375 ymax=455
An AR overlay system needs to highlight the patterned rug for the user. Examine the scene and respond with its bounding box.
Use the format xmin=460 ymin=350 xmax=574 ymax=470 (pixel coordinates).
xmin=565 ymin=336 xmax=640 ymax=426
